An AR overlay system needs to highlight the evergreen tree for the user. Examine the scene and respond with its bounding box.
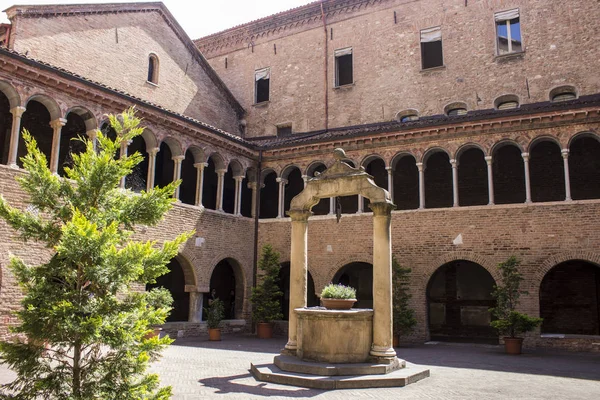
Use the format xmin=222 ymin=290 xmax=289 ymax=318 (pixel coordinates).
xmin=250 ymin=245 xmax=283 ymax=323
xmin=392 ymin=256 xmax=417 ymax=338
xmin=0 ymin=108 xmax=192 ymax=399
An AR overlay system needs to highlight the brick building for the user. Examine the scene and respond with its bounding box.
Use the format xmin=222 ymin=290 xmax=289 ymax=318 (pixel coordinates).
xmin=0 ymin=0 xmax=599 ymax=350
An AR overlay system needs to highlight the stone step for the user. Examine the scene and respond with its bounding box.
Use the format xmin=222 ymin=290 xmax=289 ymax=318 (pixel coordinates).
xmin=274 ymin=354 xmax=405 ymax=376
xmin=251 ymin=362 xmax=430 ymax=390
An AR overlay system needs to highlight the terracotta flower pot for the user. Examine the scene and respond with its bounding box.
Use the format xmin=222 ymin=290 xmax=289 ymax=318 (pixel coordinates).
xmin=321 ymin=298 xmax=357 ymax=310
xmin=503 ymin=337 xmax=523 ymax=354
xmin=208 ymin=328 xmax=221 ymax=341
xmin=257 ymin=322 xmax=273 ymax=339
xmin=144 ymin=327 xmax=162 ymax=340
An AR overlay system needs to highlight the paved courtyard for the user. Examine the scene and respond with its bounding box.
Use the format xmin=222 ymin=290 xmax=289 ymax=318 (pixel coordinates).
xmin=1 ymin=335 xmax=599 ymax=399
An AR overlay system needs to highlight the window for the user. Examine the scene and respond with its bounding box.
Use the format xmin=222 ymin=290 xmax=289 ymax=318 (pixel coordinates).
xmin=401 ymin=115 xmax=419 ymax=122
xmin=494 ymin=94 xmax=520 ymax=110
xmin=334 ymin=47 xmax=353 ymax=87
xmin=277 ymin=125 xmax=292 ymax=136
xmin=255 ymin=68 xmax=270 ymax=103
xmin=550 ymin=86 xmax=577 ymax=102
xmin=420 ymin=27 xmax=443 ymax=69
xmin=396 ymin=109 xmax=419 ymax=122
xmin=495 ymin=9 xmax=522 ymax=55
xmin=497 ymin=101 xmax=519 ymax=110
xmin=447 ymin=108 xmax=467 ymax=116
xmin=147 ymin=54 xmax=159 ymax=84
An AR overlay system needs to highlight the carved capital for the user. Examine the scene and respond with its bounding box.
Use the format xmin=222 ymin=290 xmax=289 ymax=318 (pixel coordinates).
xmin=10 ymin=106 xmax=26 ymax=118
xmin=172 ymin=155 xmax=185 ymax=163
xmin=484 ymin=155 xmax=492 ymax=165
xmin=416 ymin=162 xmax=424 ymax=172
xmin=287 ymin=209 xmax=312 ymax=222
xmin=148 ymin=147 xmax=160 ymax=156
xmin=194 ymin=162 xmax=208 ymax=169
xmin=50 ymin=118 xmax=67 ymax=129
xmin=521 ymin=152 xmax=530 ymax=161
xmin=561 ymin=149 xmax=569 ymax=159
xmin=216 ymin=168 xmax=227 ymax=176
xmin=369 ymin=202 xmax=395 ymax=216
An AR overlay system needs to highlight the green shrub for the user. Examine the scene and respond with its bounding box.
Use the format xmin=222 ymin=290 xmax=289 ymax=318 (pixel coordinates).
xmin=392 ymin=256 xmax=417 ymax=337
xmin=320 ymin=283 xmax=357 ymax=299
xmin=205 ymin=298 xmax=225 ymax=329
xmin=250 ymin=245 xmax=283 ymax=323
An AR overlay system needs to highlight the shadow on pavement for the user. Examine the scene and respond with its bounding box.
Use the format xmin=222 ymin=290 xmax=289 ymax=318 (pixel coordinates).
xmin=171 ymin=335 xmax=287 ymax=355
xmin=198 ymin=372 xmax=323 ymax=398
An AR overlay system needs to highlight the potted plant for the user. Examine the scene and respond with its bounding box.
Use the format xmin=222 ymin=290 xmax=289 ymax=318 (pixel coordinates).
xmin=250 ymin=245 xmax=283 ymax=339
xmin=489 ymin=256 xmax=543 ymax=354
xmin=320 ymin=283 xmax=357 ymax=310
xmin=205 ymin=298 xmax=225 ymax=341
xmin=392 ymin=256 xmax=416 ymax=347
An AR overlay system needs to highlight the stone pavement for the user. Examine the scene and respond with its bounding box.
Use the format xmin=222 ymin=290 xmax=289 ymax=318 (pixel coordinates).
xmin=1 ymin=335 xmax=599 ymax=399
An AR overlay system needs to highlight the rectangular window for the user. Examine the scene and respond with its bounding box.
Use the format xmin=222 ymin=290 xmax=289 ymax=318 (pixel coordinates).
xmin=255 ymin=68 xmax=270 ymax=103
xmin=277 ymin=125 xmax=292 ymax=136
xmin=495 ymin=9 xmax=522 ymax=55
xmin=420 ymin=27 xmax=443 ymax=70
xmin=334 ymin=47 xmax=353 ymax=87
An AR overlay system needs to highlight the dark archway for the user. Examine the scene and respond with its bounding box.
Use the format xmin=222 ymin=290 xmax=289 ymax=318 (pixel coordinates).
xmin=202 ymin=157 xmax=218 ymax=210
xmin=569 ymin=135 xmax=600 ymax=200
xmin=458 ymin=148 xmax=488 ymax=206
xmin=493 ymin=144 xmax=525 ymax=204
xmin=58 ymin=112 xmax=87 ymax=177
xmin=530 ymin=140 xmax=565 ymax=202
xmin=427 ymin=260 xmax=497 ymax=344
xmin=424 ymin=151 xmax=452 ymax=208
xmin=19 ymin=100 xmax=53 ymax=168
xmin=180 ymin=150 xmax=197 ymax=205
xmin=338 ymin=160 xmax=358 ymax=214
xmin=306 ymin=163 xmax=329 ymax=215
xmin=146 ymin=258 xmax=190 ymax=322
xmin=154 ymin=142 xmax=173 ymax=188
xmin=283 ymin=167 xmax=304 ymax=216
xmin=260 ymin=170 xmax=278 ymax=219
xmin=100 ymin=122 xmax=120 ymax=160
xmin=125 ymin=135 xmax=148 ymax=191
xmin=222 ymin=165 xmax=236 ymax=214
xmin=363 ymin=158 xmax=388 ymax=211
xmin=278 ymin=262 xmax=318 ymax=320
xmin=392 ymin=155 xmax=419 ymax=210
xmin=0 ymin=91 xmax=12 ymax=165
xmin=333 ymin=262 xmax=373 ymax=308
xmin=209 ymin=259 xmax=243 ymax=319
xmin=540 ymin=260 xmax=600 ymax=335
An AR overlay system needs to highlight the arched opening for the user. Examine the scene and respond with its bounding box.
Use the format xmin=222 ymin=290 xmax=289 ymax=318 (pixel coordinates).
xmin=260 ymin=170 xmax=278 ymax=219
xmin=569 ymin=135 xmax=600 ymax=200
xmin=147 ymin=54 xmax=159 ymax=84
xmin=283 ymin=167 xmax=304 ymax=216
xmin=180 ymin=149 xmax=197 ymax=205
xmin=154 ymin=142 xmax=173 ymax=188
xmin=278 ymin=262 xmax=318 ymax=320
xmin=240 ymin=168 xmax=254 ymax=218
xmin=427 ymin=260 xmax=497 ymax=344
xmin=332 ymin=262 xmax=373 ymax=309
xmin=392 ymin=154 xmax=419 ymax=210
xmin=208 ymin=259 xmax=243 ymax=320
xmin=202 ymin=157 xmax=218 ymax=210
xmin=59 ymin=112 xmax=89 ymax=176
xmin=124 ymin=135 xmax=148 ymax=191
xmin=540 ymin=260 xmax=600 ymax=335
xmin=306 ymin=163 xmax=329 ymax=215
xmin=146 ymin=258 xmax=190 ymax=322
xmin=530 ymin=140 xmax=565 ymax=202
xmin=0 ymin=90 xmax=13 ymax=165
xmin=338 ymin=159 xmax=358 ymax=214
xmin=19 ymin=100 xmax=53 ymax=168
xmin=492 ymin=143 xmax=525 ymax=204
xmin=362 ymin=157 xmax=388 ymax=211
xmin=457 ymin=147 xmax=488 ymax=206
xmin=222 ymin=165 xmax=236 ymax=214
xmin=424 ymin=151 xmax=452 ymax=208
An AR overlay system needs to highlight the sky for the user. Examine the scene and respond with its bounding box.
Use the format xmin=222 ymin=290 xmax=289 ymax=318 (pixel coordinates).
xmin=0 ymin=0 xmax=316 ymax=39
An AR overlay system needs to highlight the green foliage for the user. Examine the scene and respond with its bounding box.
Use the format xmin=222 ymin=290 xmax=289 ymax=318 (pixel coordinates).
xmin=392 ymin=256 xmax=417 ymax=337
xmin=250 ymin=245 xmax=283 ymax=323
xmin=489 ymin=256 xmax=543 ymax=338
xmin=320 ymin=284 xmax=356 ymax=299
xmin=205 ymin=298 xmax=225 ymax=329
xmin=0 ymin=107 xmax=193 ymax=399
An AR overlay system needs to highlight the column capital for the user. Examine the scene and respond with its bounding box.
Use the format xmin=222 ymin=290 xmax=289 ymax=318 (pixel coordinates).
xmin=561 ymin=149 xmax=569 ymax=158
xmin=233 ymin=175 xmax=245 ymax=182
xmin=287 ymin=209 xmax=312 ymax=222
xmin=301 ymin=174 xmax=309 ymax=182
xmin=521 ymin=152 xmax=530 ymax=160
xmin=248 ymin=181 xmax=258 ymax=190
xmin=194 ymin=162 xmax=208 ymax=169
xmin=148 ymin=147 xmax=160 ymax=156
xmin=369 ymin=202 xmax=395 ymax=216
xmin=216 ymin=168 xmax=227 ymax=176
xmin=172 ymin=155 xmax=185 ymax=163
xmin=10 ymin=106 xmax=26 ymax=118
xmin=385 ymin=166 xmax=393 ymax=173
xmin=50 ymin=118 xmax=67 ymax=129
xmin=86 ymin=129 xmax=98 ymax=138
xmin=484 ymin=155 xmax=493 ymax=164
xmin=416 ymin=162 xmax=424 ymax=171
xmin=449 ymin=159 xmax=458 ymax=167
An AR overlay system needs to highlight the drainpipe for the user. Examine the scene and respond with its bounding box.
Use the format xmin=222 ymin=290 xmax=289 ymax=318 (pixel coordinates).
xmin=321 ymin=2 xmax=329 ymax=131
xmin=252 ymin=149 xmax=263 ymax=291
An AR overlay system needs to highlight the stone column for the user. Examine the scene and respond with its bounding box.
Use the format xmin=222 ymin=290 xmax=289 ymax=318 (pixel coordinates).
xmin=146 ymin=147 xmax=159 ymax=191
xmin=485 ymin=156 xmax=494 ymax=205
xmin=522 ymin=152 xmax=532 ymax=203
xmin=194 ymin=162 xmax=208 ymax=207
xmin=284 ymin=209 xmax=311 ymax=353
xmin=276 ymin=177 xmax=287 ymax=218
xmin=329 ymin=197 xmax=335 ymax=215
xmin=249 ymin=182 xmax=258 ymax=218
xmin=7 ymin=106 xmax=26 ymax=168
xmin=301 ymin=175 xmax=308 ymax=189
xmin=357 ymin=195 xmax=364 ymax=213
xmin=216 ymin=169 xmax=227 ymax=211
xmin=450 ymin=159 xmax=459 ymax=207
xmin=369 ymin=202 xmax=396 ymax=359
xmin=561 ymin=149 xmax=572 ymax=201
xmin=86 ymin=129 xmax=98 ymax=152
xmin=119 ymin=140 xmax=129 ymax=188
xmin=49 ymin=118 xmax=67 ymax=174
xmin=417 ymin=162 xmax=425 ymax=209
xmin=188 ymin=291 xmax=201 ymax=322
xmin=172 ymin=155 xmax=185 ymax=200
xmin=233 ymin=175 xmax=244 ymax=215
xmin=386 ymin=166 xmax=394 ymax=202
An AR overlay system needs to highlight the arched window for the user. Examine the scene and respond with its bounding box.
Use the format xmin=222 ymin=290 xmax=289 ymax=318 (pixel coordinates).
xmin=444 ymin=102 xmax=468 ymax=117
xmin=147 ymin=54 xmax=159 ymax=84
xmin=550 ymin=85 xmax=577 ymax=102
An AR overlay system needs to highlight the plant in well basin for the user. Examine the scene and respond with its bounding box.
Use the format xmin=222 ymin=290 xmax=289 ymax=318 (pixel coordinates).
xmin=205 ymin=298 xmax=225 ymax=341
xmin=392 ymin=256 xmax=417 ymax=346
xmin=320 ymin=283 xmax=357 ymax=310
xmin=250 ymin=245 xmax=283 ymax=338
xmin=489 ymin=256 xmax=543 ymax=354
